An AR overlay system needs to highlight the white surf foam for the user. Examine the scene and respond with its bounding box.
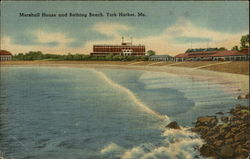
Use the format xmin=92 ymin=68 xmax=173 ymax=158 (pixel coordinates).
xmin=93 ymin=69 xmax=206 ymax=158
xmin=100 ymin=128 xmax=206 ymax=159
xmin=91 ymin=69 xmax=166 ymax=120
xmin=100 ymin=143 xmax=125 ymax=158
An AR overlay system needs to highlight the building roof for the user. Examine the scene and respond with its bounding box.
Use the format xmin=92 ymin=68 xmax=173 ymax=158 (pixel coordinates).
xmin=149 ymin=55 xmax=173 ymax=58
xmin=175 ymin=50 xmax=248 ymax=58
xmin=94 ymin=44 xmax=145 ymax=47
xmin=0 ymin=50 xmax=12 ymax=55
xmin=240 ymin=48 xmax=249 ymax=53
xmin=212 ymin=50 xmax=248 ymax=57
xmin=175 ymin=53 xmax=189 ymax=58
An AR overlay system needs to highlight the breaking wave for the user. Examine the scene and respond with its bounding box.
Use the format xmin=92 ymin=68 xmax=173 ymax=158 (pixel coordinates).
xmin=100 ymin=143 xmax=125 ymax=158
xmin=91 ymin=69 xmax=166 ymax=120
xmin=100 ymin=128 xmax=207 ymax=159
xmin=93 ymin=69 xmax=207 ymax=159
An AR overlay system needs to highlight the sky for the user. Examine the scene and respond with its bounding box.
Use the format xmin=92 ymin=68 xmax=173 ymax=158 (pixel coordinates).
xmin=1 ymin=1 xmax=249 ymax=56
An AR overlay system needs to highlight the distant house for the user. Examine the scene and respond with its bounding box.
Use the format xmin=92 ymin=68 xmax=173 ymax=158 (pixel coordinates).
xmin=175 ymin=49 xmax=249 ymax=62
xmin=149 ymin=55 xmax=174 ymax=61
xmin=241 ymin=48 xmax=249 ymax=54
xmin=0 ymin=50 xmax=12 ymax=61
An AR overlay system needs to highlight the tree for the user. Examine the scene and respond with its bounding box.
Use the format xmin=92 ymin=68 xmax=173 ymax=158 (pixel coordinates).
xmin=185 ymin=49 xmax=192 ymax=53
xmin=105 ymin=53 xmax=114 ymax=61
xmin=146 ymin=50 xmax=156 ymax=56
xmin=140 ymin=56 xmax=149 ymax=61
xmin=13 ymin=53 xmax=25 ymax=60
xmin=113 ymin=55 xmax=123 ymax=61
xmin=72 ymin=54 xmax=83 ymax=60
xmin=240 ymin=34 xmax=249 ymax=49
xmin=66 ymin=53 xmax=73 ymax=60
xmin=82 ymin=55 xmax=91 ymax=60
xmin=218 ymin=47 xmax=227 ymax=51
xmin=231 ymin=46 xmax=239 ymax=51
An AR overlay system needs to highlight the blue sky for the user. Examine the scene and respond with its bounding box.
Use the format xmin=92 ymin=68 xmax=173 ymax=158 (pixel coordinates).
xmin=1 ymin=1 xmax=249 ymax=55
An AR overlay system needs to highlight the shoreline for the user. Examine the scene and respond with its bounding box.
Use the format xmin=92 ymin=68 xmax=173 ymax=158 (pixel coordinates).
xmin=1 ymin=62 xmax=249 ymax=95
xmin=191 ymin=105 xmax=250 ymax=158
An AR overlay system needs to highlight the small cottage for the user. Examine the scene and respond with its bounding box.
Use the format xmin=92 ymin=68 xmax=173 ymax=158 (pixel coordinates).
xmin=0 ymin=50 xmax=12 ymax=61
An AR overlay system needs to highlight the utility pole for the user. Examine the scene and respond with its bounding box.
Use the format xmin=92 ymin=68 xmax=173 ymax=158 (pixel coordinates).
xmin=122 ymin=37 xmax=124 ymax=43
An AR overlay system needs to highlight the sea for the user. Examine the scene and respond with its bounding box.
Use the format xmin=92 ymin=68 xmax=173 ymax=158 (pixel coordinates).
xmin=0 ymin=66 xmax=248 ymax=159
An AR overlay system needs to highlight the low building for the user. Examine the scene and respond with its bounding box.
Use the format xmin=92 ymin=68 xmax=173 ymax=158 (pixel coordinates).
xmin=175 ymin=49 xmax=249 ymax=62
xmin=90 ymin=39 xmax=145 ymax=57
xmin=149 ymin=55 xmax=174 ymax=61
xmin=0 ymin=50 xmax=12 ymax=61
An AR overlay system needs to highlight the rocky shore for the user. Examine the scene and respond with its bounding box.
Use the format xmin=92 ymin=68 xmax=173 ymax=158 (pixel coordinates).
xmin=191 ymin=105 xmax=250 ymax=159
xmin=238 ymin=93 xmax=249 ymax=100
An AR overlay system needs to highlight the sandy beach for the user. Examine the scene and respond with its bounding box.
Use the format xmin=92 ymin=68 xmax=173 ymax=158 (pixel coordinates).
xmin=83 ymin=64 xmax=249 ymax=95
xmin=1 ymin=61 xmax=249 ymax=95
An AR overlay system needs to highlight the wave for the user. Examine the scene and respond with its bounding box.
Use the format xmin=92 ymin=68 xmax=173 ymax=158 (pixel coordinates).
xmin=91 ymin=69 xmax=166 ymax=120
xmin=94 ymin=69 xmax=207 ymax=158
xmin=100 ymin=128 xmax=206 ymax=159
xmin=100 ymin=143 xmax=125 ymax=158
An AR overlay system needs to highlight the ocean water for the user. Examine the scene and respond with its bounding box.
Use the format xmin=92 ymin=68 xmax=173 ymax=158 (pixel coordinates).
xmin=0 ymin=66 xmax=248 ymax=159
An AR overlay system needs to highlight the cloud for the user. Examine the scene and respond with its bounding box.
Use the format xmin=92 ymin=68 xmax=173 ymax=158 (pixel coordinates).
xmin=92 ymin=22 xmax=133 ymax=38
xmin=164 ymin=18 xmax=246 ymax=45
xmin=32 ymin=29 xmax=75 ymax=46
xmin=1 ymin=30 xmax=81 ymax=54
xmin=1 ymin=20 xmax=248 ymax=55
xmin=132 ymin=18 xmax=247 ymax=55
xmin=172 ymin=36 xmax=212 ymax=44
xmin=1 ymin=36 xmax=83 ymax=54
xmin=79 ymin=22 xmax=134 ymax=53
xmin=82 ymin=19 xmax=247 ymax=56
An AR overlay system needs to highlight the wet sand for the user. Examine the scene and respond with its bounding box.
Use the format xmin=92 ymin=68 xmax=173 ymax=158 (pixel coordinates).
xmin=1 ymin=61 xmax=249 ymax=95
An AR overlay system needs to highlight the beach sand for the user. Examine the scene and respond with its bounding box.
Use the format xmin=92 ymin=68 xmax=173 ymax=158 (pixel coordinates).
xmin=1 ymin=61 xmax=249 ymax=95
xmin=85 ymin=64 xmax=249 ymax=94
